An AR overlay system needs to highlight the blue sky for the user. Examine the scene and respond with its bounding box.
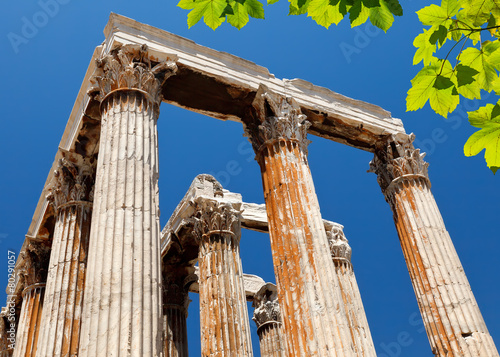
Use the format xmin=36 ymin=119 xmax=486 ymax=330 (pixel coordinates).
xmin=1 ymin=1 xmax=499 ymax=356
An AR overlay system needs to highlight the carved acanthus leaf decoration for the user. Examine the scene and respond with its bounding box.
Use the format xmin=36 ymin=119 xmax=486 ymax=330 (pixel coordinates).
xmin=192 ymin=199 xmax=241 ymax=240
xmin=47 ymin=152 xmax=96 ymax=208
xmin=91 ymin=44 xmax=178 ymax=104
xmin=252 ymin=283 xmax=282 ymax=328
xmin=20 ymin=241 xmax=51 ymax=288
xmin=325 ymin=224 xmax=352 ymax=262
xmin=162 ymin=273 xmax=190 ymax=313
xmin=369 ymin=134 xmax=429 ymax=193
xmin=245 ymin=85 xmax=311 ymax=155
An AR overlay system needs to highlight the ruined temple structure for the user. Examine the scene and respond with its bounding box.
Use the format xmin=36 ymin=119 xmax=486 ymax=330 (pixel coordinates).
xmin=1 ymin=13 xmax=498 ymax=357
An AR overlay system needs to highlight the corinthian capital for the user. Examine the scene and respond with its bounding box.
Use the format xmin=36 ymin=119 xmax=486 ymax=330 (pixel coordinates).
xmin=252 ymin=283 xmax=281 ymax=329
xmin=91 ymin=44 xmax=178 ymax=104
xmin=47 ymin=151 xmax=96 ymax=209
xmin=20 ymin=240 xmax=51 ymax=288
xmin=244 ymin=85 xmax=311 ymax=155
xmin=162 ymin=272 xmax=190 ymax=314
xmin=369 ymin=134 xmax=429 ymax=193
xmin=192 ymin=199 xmax=241 ymax=240
xmin=325 ymin=224 xmax=352 ymax=263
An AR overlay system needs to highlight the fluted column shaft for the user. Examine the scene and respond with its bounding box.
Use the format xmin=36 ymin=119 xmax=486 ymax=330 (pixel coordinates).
xmin=257 ymin=324 xmax=286 ymax=357
xmin=163 ymin=272 xmax=189 ymax=357
xmin=163 ymin=307 xmax=188 ymax=357
xmin=79 ymin=45 xmax=177 ymax=357
xmin=36 ymin=153 xmax=94 ymax=357
xmin=245 ymin=86 xmax=352 ymax=356
xmin=80 ymin=90 xmax=161 ymax=356
xmin=0 ymin=316 xmax=13 ymax=356
xmin=0 ymin=309 xmax=17 ymax=357
xmin=37 ymin=205 xmax=90 ymax=357
xmin=252 ymin=284 xmax=286 ymax=357
xmin=13 ymin=285 xmax=45 ymax=357
xmin=195 ymin=200 xmax=253 ymax=357
xmin=13 ymin=242 xmax=50 ymax=357
xmin=370 ymin=135 xmax=499 ymax=357
xmin=326 ymin=225 xmax=375 ymax=357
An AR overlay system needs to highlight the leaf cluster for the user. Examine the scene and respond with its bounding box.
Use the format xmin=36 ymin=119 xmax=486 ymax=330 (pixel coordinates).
xmin=178 ymin=0 xmax=265 ymax=29
xmin=406 ymin=0 xmax=500 ymax=172
xmin=177 ymin=0 xmax=402 ymax=30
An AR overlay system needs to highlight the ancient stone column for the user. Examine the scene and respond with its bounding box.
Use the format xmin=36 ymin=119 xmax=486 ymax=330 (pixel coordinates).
xmin=369 ymin=134 xmax=499 ymax=357
xmin=13 ymin=242 xmax=50 ymax=357
xmin=326 ymin=224 xmax=376 ymax=357
xmin=78 ymin=44 xmax=177 ymax=357
xmin=35 ymin=152 xmax=95 ymax=357
xmin=244 ymin=85 xmax=352 ymax=356
xmin=194 ymin=199 xmax=253 ymax=357
xmin=0 ymin=304 xmax=17 ymax=356
xmin=252 ymin=283 xmax=286 ymax=357
xmin=162 ymin=268 xmax=190 ymax=357
xmin=0 ymin=316 xmax=11 ymax=356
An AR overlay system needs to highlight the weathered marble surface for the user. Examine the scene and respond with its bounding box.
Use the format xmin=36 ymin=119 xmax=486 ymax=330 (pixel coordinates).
xmin=252 ymin=283 xmax=286 ymax=357
xmin=370 ymin=135 xmax=499 ymax=357
xmin=244 ymin=86 xmax=354 ymax=356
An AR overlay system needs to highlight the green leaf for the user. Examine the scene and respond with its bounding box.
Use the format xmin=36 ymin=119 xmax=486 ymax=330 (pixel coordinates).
xmin=351 ymin=1 xmax=369 ymax=26
xmin=434 ymin=73 xmax=455 ymax=90
xmin=469 ymin=103 xmax=500 ymax=126
xmin=448 ymin=19 xmax=462 ymax=41
xmin=492 ymin=76 xmax=500 ymax=94
xmin=456 ymin=64 xmax=479 ymax=86
xmin=460 ymin=45 xmax=499 ymax=91
xmin=244 ymin=0 xmax=265 ymax=18
xmin=362 ymin=0 xmax=379 ymax=8
xmin=429 ymin=24 xmax=448 ymax=47
xmin=383 ymin=0 xmax=402 ymax=16
xmin=185 ymin=0 xmax=228 ymax=29
xmin=440 ymin=0 xmax=461 ymax=17
xmin=464 ymin=101 xmax=500 ymax=173
xmin=289 ymin=0 xmax=310 ymax=14
xmin=226 ymin=0 xmax=264 ymax=28
xmin=462 ymin=0 xmax=495 ymax=26
xmin=417 ymin=4 xmax=447 ymax=26
xmin=464 ymin=126 xmax=500 ymax=173
xmin=349 ymin=0 xmax=363 ymax=22
xmin=406 ymin=60 xmax=460 ymax=117
xmin=455 ymin=64 xmax=481 ymax=99
xmin=487 ymin=12 xmax=499 ymax=36
xmin=227 ymin=0 xmax=249 ymax=28
xmin=178 ymin=0 xmax=197 ymax=9
xmin=413 ymin=29 xmax=437 ymax=66
xmin=308 ymin=0 xmax=345 ymax=28
xmin=491 ymin=5 xmax=500 ymax=36
xmin=349 ymin=0 xmax=370 ymax=26
xmin=221 ymin=3 xmax=234 ymax=15
xmin=455 ymin=9 xmax=481 ymax=44
xmin=369 ymin=0 xmax=394 ymax=31
xmin=268 ymin=0 xmax=279 ymax=4
xmin=484 ymin=40 xmax=500 ymax=70
xmin=187 ymin=2 xmax=207 ymax=27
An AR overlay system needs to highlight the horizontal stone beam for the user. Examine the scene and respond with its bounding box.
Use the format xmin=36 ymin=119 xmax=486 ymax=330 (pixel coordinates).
xmin=25 ymin=13 xmax=406 ymax=280
xmin=240 ymin=202 xmax=341 ymax=234
xmin=104 ymin=13 xmax=406 ymax=152
xmin=188 ymin=267 xmax=265 ymax=301
xmin=160 ymin=177 xmax=343 ymax=258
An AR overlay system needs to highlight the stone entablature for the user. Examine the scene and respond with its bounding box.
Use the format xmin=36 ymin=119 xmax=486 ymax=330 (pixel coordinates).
xmin=25 ymin=13 xmax=406 ymax=247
